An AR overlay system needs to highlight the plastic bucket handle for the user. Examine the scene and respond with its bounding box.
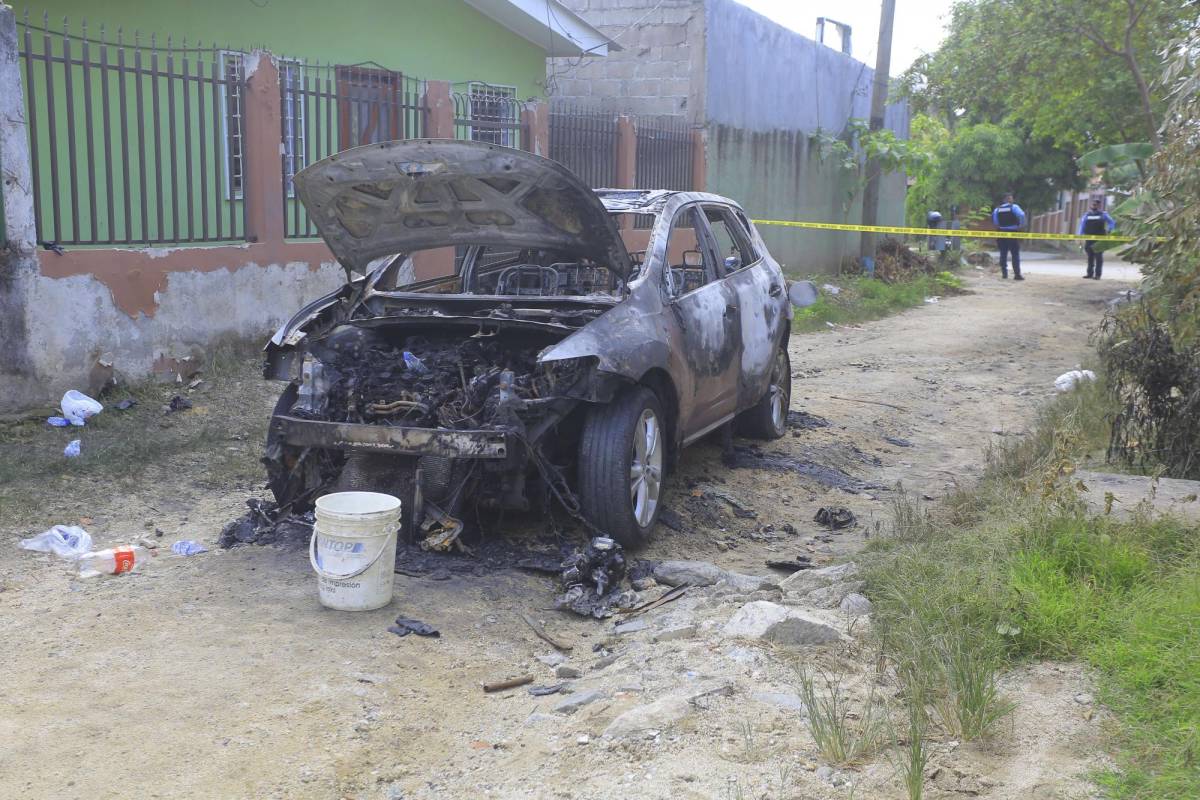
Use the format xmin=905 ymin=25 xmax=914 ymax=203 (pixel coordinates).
xmin=308 ymin=529 xmax=393 ymax=581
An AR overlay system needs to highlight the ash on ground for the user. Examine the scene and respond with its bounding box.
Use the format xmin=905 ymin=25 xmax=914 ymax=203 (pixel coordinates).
xmin=218 ymin=499 xmax=619 ymax=589
xmin=218 ymin=500 xmax=313 ymax=548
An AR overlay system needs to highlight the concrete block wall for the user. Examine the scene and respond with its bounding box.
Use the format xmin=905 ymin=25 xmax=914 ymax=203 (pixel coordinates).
xmin=701 ymin=0 xmax=910 ymax=273
xmin=549 ymin=0 xmax=912 ymax=274
xmin=548 ymin=0 xmax=706 ymax=122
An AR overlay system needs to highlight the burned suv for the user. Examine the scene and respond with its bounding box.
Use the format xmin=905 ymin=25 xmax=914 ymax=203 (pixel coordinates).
xmin=263 ymin=140 xmax=813 ymax=548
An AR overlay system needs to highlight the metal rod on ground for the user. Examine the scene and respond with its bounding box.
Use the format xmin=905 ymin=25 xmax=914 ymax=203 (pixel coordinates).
xmin=482 ymin=675 xmax=534 ymax=693
xmin=519 ymin=612 xmax=572 ymax=652
xmin=859 ymin=0 xmax=896 ymax=262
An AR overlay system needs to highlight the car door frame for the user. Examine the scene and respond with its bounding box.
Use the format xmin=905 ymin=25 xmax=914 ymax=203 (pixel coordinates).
xmin=658 ymin=202 xmax=744 ymax=441
xmin=699 ymin=202 xmax=786 ymax=414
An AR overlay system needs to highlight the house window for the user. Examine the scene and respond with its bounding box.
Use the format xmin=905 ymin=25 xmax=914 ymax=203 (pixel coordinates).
xmin=467 ymin=83 xmax=517 ymax=146
xmin=220 ymin=51 xmax=246 ymax=199
xmin=280 ymin=59 xmax=306 ymax=196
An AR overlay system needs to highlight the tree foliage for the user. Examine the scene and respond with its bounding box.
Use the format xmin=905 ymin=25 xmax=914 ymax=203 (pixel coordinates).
xmin=815 ymin=119 xmax=932 ymax=220
xmin=1121 ymin=35 xmax=1200 ymax=340
xmin=1100 ymin=33 xmax=1200 ymax=478
xmin=905 ymin=118 xmax=1078 ymax=224
xmin=900 ymin=0 xmax=1192 ymax=151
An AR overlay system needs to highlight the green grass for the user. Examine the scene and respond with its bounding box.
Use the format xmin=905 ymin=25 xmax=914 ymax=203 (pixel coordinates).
xmin=865 ymin=379 xmax=1200 ymax=798
xmin=791 ymin=272 xmax=965 ymax=333
xmin=0 ymin=344 xmax=272 ymax=531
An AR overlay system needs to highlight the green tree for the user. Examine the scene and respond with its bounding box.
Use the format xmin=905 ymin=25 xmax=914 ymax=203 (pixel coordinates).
xmin=905 ymin=119 xmax=1079 ymax=223
xmin=899 ymin=0 xmax=1192 ymax=151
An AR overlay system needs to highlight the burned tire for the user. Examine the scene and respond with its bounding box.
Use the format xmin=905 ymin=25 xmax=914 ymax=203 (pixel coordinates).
xmin=579 ymin=386 xmax=666 ymax=549
xmin=265 ymin=384 xmax=316 ymax=510
xmin=738 ymin=345 xmax=790 ymax=440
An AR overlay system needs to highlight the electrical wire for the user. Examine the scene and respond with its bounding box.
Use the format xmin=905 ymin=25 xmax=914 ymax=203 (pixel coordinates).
xmin=542 ymin=0 xmax=668 ymax=95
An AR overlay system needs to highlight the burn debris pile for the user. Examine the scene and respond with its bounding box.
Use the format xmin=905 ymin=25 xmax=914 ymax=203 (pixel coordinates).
xmin=557 ymin=536 xmax=638 ymax=618
xmin=294 ymin=330 xmax=585 ymax=430
xmin=218 ymin=499 xmax=313 ymax=548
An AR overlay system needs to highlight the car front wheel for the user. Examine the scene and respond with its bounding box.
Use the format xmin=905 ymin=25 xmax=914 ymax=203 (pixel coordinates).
xmin=579 ymin=386 xmax=666 ymax=548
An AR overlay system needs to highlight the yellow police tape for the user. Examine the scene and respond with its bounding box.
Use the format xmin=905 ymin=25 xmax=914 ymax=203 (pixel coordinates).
xmin=749 ymin=218 xmax=1135 ymax=243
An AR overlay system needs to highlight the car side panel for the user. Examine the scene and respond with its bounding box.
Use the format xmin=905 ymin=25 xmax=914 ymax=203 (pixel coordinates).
xmin=725 ymin=257 xmax=787 ymax=412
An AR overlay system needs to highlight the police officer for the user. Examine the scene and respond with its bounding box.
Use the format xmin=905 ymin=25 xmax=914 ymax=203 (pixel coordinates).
xmin=992 ymin=193 xmax=1026 ymax=280
xmin=1077 ymin=199 xmax=1116 ymax=279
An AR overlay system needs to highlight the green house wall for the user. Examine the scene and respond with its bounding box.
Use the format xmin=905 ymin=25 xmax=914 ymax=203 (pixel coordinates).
xmin=14 ymin=0 xmax=549 ymax=245
xmin=16 ymin=1 xmax=547 ymax=99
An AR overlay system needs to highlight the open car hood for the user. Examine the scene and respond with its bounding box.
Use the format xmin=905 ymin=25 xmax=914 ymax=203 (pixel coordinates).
xmin=294 ymin=139 xmax=633 ymax=279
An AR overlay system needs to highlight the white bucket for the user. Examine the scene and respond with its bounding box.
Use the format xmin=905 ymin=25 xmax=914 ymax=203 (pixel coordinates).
xmin=309 ymin=491 xmax=401 ymax=611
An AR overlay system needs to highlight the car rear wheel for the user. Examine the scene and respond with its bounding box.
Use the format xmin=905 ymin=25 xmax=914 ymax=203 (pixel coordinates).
xmin=738 ymin=345 xmax=790 ymax=439
xmin=579 ymin=386 xmax=666 ymax=549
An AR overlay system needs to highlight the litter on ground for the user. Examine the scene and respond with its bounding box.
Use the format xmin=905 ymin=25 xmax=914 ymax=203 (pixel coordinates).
xmin=1055 ymin=369 xmax=1097 ymax=392
xmin=19 ymin=525 xmax=93 ymax=559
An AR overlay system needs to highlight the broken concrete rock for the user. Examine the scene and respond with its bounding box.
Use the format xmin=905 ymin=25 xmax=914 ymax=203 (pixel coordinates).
xmin=779 ymin=561 xmax=858 ymax=597
xmin=603 ymin=680 xmax=732 ymax=738
xmin=840 ymin=592 xmax=873 ymax=616
xmin=806 ymin=580 xmax=866 ymax=609
xmin=652 ymin=560 xmax=776 ymax=594
xmin=553 ymin=688 xmax=606 ymax=715
xmin=614 ymin=619 xmax=649 ymax=635
xmin=603 ymin=696 xmax=692 ymax=739
xmin=722 ymin=601 xmax=841 ymax=646
xmin=652 ymin=623 xmax=698 ymax=643
xmin=536 ymin=652 xmax=568 ymax=668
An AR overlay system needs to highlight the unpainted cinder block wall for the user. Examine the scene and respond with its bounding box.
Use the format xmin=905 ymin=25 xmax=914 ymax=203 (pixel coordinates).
xmin=547 ymin=0 xmax=706 ymax=123
xmin=551 ymin=0 xmax=910 ymax=275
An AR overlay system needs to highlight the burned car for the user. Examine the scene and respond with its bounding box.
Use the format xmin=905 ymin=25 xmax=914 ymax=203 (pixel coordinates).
xmin=263 ymin=140 xmax=814 ymax=548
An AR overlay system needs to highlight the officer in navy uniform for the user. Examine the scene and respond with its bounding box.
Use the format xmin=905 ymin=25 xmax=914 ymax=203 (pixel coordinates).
xmin=1077 ymin=199 xmax=1116 ymax=279
xmin=992 ymin=193 xmax=1026 ymax=280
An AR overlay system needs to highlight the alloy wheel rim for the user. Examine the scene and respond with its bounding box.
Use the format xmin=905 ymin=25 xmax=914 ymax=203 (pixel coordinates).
xmin=630 ymin=408 xmax=663 ymax=527
xmin=770 ymin=350 xmax=789 ymax=430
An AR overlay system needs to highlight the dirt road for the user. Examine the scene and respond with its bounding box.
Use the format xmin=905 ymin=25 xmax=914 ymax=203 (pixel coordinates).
xmin=0 ymin=268 xmax=1128 ymax=800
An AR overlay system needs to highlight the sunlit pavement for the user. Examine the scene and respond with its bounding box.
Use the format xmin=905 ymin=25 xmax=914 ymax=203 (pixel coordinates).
xmin=983 ymin=252 xmax=1142 ymax=282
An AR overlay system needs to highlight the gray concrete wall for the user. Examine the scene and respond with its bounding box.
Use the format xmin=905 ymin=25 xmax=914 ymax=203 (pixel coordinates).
xmin=15 ymin=259 xmax=343 ymax=406
xmin=548 ymin=0 xmax=706 ymax=122
xmin=702 ymin=0 xmax=909 ymax=274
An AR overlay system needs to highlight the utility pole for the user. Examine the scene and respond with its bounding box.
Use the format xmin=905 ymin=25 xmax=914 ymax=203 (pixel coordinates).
xmin=860 ymin=0 xmax=896 ymax=265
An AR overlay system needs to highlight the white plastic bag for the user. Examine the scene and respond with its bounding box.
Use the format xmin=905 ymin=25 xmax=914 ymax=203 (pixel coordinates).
xmin=19 ymin=525 xmax=94 ymax=559
xmin=1054 ymin=369 xmax=1097 ymax=392
xmin=61 ymin=390 xmax=103 ymax=426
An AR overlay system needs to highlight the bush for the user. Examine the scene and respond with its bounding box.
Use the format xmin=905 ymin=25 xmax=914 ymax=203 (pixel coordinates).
xmin=1099 ymin=306 xmax=1200 ymax=479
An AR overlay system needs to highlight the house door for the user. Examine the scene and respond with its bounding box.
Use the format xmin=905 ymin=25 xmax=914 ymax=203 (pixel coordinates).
xmin=337 ymin=66 xmax=407 ymax=147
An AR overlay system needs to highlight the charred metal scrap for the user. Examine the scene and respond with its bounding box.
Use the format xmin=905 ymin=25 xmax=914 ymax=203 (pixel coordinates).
xmin=557 ymin=536 xmax=638 ymax=618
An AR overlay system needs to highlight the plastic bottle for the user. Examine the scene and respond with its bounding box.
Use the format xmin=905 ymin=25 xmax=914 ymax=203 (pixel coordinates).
xmin=402 ymin=351 xmax=428 ymax=374
xmin=77 ymin=545 xmax=150 ymax=578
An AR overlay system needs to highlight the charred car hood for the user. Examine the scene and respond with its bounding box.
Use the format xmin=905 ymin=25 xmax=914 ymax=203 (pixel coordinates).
xmin=294 ymin=139 xmax=633 ymax=279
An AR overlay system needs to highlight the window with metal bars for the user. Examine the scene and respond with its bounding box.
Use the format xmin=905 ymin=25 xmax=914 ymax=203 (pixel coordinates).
xmin=280 ymin=59 xmax=306 ymax=195
xmin=220 ymin=51 xmax=245 ymax=199
xmin=467 ymin=82 xmax=517 ymax=146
